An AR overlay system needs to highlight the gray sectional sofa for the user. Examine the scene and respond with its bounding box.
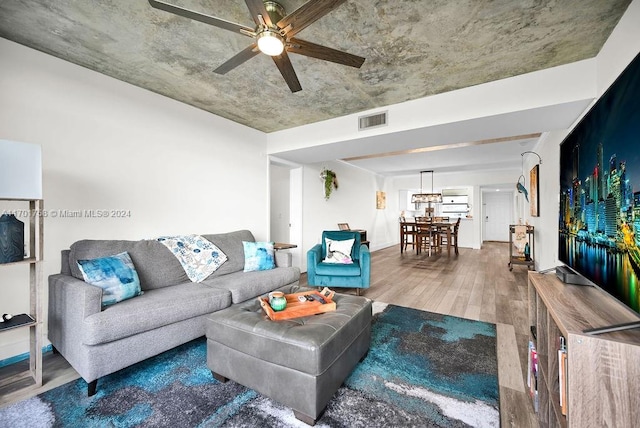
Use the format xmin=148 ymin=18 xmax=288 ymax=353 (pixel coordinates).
xmin=48 ymin=230 xmax=300 ymax=395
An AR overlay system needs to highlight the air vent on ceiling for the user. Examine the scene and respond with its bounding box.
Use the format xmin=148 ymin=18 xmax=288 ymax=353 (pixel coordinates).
xmin=358 ymin=111 xmax=388 ymax=130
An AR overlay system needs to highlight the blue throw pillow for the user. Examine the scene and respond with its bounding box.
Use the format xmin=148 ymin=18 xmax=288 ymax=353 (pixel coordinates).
xmin=243 ymin=241 xmax=275 ymax=272
xmin=77 ymin=251 xmax=143 ymax=306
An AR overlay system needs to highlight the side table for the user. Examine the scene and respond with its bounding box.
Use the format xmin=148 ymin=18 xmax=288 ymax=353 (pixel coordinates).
xmin=273 ymin=243 xmax=297 ymax=251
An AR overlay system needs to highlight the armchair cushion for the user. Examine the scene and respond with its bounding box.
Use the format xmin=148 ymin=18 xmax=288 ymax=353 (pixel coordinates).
xmin=315 ymin=261 xmax=362 ymax=276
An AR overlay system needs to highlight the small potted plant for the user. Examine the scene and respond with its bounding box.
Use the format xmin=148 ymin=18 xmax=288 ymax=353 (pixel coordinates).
xmin=320 ymin=168 xmax=338 ymax=200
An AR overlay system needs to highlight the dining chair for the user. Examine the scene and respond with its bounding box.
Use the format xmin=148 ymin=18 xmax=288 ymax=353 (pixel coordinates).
xmin=401 ymin=222 xmax=417 ymax=252
xmin=415 ymin=222 xmax=437 ymax=255
xmin=439 ymin=217 xmax=461 ymax=255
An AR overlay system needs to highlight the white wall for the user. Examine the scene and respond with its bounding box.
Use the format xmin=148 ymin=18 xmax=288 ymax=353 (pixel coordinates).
xmin=525 ymin=0 xmax=640 ymax=270
xmin=297 ymin=161 xmax=395 ymax=271
xmin=0 ymin=39 xmax=268 ymax=360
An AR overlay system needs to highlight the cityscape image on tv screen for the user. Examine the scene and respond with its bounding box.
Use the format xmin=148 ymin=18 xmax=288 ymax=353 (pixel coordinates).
xmin=559 ymin=52 xmax=640 ymax=314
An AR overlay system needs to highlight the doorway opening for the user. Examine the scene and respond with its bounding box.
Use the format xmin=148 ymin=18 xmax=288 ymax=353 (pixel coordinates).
xmin=481 ymin=188 xmax=514 ymax=243
xmin=269 ymin=159 xmax=303 ymax=267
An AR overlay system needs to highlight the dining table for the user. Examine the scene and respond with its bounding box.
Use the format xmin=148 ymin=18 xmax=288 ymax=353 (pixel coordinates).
xmin=400 ymin=220 xmax=456 ymax=256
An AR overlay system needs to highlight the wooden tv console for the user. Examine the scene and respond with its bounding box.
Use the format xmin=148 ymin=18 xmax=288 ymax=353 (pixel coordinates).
xmin=528 ymin=272 xmax=640 ymax=427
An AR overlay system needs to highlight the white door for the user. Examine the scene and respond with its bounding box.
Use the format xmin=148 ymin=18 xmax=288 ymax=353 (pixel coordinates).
xmin=288 ymin=167 xmax=303 ymax=269
xmin=483 ymin=191 xmax=513 ymax=242
xmin=269 ymin=164 xmax=291 ymax=244
xmin=269 ymin=162 xmax=304 ymax=269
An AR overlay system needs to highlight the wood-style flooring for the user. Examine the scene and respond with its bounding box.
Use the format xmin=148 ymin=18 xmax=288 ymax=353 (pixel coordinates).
xmin=0 ymin=241 xmax=538 ymax=427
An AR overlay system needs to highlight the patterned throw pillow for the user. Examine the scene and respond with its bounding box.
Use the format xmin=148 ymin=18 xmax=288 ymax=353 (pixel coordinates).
xmin=77 ymin=251 xmax=143 ymax=306
xmin=157 ymin=235 xmax=228 ymax=283
xmin=324 ymin=238 xmax=355 ymax=264
xmin=243 ymin=241 xmax=275 ymax=272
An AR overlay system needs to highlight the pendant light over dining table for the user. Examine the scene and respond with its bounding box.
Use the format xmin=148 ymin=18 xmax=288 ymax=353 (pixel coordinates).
xmin=411 ymin=170 xmax=442 ymax=211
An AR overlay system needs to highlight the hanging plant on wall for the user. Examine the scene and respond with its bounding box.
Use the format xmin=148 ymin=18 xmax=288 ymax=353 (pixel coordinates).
xmin=320 ymin=168 xmax=338 ymax=200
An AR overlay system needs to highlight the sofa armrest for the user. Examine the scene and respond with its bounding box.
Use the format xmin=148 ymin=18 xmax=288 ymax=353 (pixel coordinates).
xmin=274 ymin=251 xmax=292 ymax=268
xmin=60 ymin=249 xmax=72 ymax=275
xmin=48 ymin=273 xmax=103 ymax=353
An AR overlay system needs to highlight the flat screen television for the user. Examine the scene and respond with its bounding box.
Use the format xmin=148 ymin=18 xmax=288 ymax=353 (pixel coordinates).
xmin=559 ymin=50 xmax=640 ymax=334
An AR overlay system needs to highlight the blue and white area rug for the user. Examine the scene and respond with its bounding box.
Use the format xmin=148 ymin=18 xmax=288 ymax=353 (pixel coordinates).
xmin=0 ymin=303 xmax=499 ymax=427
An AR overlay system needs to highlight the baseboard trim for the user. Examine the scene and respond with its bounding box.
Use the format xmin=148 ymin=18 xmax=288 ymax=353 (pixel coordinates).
xmin=0 ymin=344 xmax=53 ymax=368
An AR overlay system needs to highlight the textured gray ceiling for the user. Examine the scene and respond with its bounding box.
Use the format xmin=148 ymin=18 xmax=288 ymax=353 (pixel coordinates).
xmin=0 ymin=0 xmax=632 ymax=133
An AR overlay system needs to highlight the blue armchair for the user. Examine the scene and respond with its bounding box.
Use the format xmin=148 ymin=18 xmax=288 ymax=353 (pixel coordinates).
xmin=307 ymin=230 xmax=371 ymax=295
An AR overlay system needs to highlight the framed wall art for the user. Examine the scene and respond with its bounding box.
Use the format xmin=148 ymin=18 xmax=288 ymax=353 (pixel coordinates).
xmin=530 ymin=164 xmax=539 ymax=217
xmin=376 ymin=191 xmax=386 ymax=209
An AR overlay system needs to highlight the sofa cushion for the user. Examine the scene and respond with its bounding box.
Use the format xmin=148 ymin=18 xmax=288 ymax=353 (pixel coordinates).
xmin=202 ymin=230 xmax=255 ymax=277
xmin=203 ymin=266 xmax=300 ymax=304
xmin=77 ymin=251 xmax=143 ymax=306
xmin=70 ymin=230 xmax=260 ymax=290
xmin=82 ymin=283 xmax=232 ymax=345
xmin=70 ymin=239 xmax=189 ymax=291
xmin=242 ymin=241 xmax=275 ymax=272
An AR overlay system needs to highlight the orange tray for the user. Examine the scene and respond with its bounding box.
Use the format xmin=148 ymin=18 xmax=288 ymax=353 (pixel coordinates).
xmin=259 ymin=289 xmax=336 ymax=321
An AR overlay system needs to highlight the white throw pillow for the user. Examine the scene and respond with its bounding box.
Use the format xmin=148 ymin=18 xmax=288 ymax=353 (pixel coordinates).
xmin=323 ymin=237 xmax=355 ymax=264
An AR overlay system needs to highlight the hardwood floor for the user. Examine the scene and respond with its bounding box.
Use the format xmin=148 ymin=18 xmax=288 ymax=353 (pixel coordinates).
xmin=1 ymin=241 xmax=538 ymax=426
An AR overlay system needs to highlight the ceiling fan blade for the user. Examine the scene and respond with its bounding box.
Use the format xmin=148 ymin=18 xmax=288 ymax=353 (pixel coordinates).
xmin=213 ymin=44 xmax=260 ymax=75
xmin=272 ymin=52 xmax=302 ymax=93
xmin=288 ymin=38 xmax=365 ymax=68
xmin=148 ymin=0 xmax=254 ymax=35
xmin=244 ymin=0 xmax=273 ymax=27
xmin=277 ymin=0 xmax=347 ymax=38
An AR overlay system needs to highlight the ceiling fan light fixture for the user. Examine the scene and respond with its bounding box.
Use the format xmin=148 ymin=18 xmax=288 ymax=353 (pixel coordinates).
xmin=147 ymin=0 xmax=363 ymax=92
xmin=257 ymin=29 xmax=285 ymax=56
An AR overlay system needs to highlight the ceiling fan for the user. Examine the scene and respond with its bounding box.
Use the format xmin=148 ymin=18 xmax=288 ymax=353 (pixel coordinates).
xmin=148 ymin=0 xmax=366 ymax=93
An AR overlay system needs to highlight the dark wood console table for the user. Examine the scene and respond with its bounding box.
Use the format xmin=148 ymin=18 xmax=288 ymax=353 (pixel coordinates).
xmin=353 ymin=230 xmax=369 ymax=248
xmin=337 ymin=224 xmax=369 ymax=247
